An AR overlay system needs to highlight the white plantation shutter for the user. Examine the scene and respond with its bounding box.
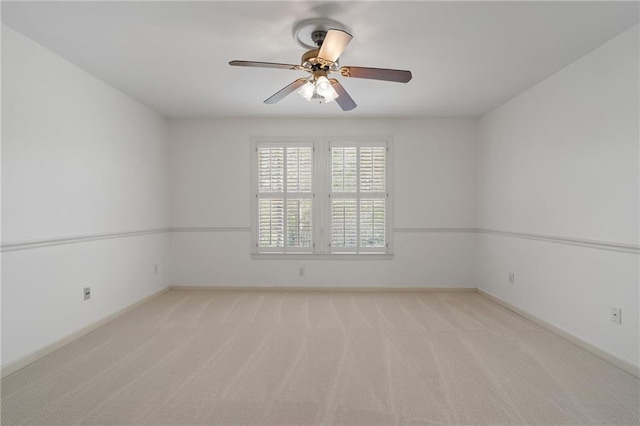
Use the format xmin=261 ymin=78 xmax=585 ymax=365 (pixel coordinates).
xmin=258 ymin=147 xmax=284 ymax=192
xmin=331 ymin=147 xmax=357 ymax=192
xmin=359 ymin=146 xmax=386 ymax=248
xmin=286 ymin=198 xmax=312 ymax=247
xmin=256 ymin=143 xmax=313 ymax=253
xmin=360 ymin=199 xmax=386 ymax=247
xmin=360 ymin=147 xmax=386 ymax=192
xmin=331 ymin=198 xmax=358 ymax=247
xmin=258 ymin=199 xmax=284 ymax=247
xmin=330 ymin=142 xmax=388 ymax=253
xmin=286 ymin=147 xmax=312 ymax=192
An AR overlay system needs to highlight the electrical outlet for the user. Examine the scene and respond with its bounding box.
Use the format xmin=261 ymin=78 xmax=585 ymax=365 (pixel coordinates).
xmin=298 ymin=267 xmax=305 ymax=277
xmin=83 ymin=287 xmax=91 ymax=301
xmin=508 ymin=272 xmax=515 ymax=284
xmin=610 ymin=307 xmax=622 ymax=324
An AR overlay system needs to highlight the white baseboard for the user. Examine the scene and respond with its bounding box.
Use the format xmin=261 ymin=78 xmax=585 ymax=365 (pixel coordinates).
xmin=169 ymin=285 xmax=478 ymax=292
xmin=5 ymin=285 xmax=636 ymax=380
xmin=477 ymin=288 xmax=639 ymax=379
xmin=1 ymin=287 xmax=170 ymax=379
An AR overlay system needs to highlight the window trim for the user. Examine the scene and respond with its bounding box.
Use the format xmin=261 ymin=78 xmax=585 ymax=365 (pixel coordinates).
xmin=250 ymin=136 xmax=393 ymax=258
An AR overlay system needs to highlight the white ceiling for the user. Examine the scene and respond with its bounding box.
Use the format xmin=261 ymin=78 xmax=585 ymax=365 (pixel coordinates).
xmin=2 ymin=1 xmax=638 ymax=118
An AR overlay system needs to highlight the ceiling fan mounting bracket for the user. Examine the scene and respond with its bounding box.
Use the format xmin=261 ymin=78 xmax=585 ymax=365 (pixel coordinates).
xmin=311 ymin=30 xmax=326 ymax=47
xmin=292 ymin=18 xmax=349 ymax=49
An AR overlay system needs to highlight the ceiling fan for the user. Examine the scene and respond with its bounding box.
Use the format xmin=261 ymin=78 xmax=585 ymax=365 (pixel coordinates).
xmin=229 ymin=21 xmax=412 ymax=111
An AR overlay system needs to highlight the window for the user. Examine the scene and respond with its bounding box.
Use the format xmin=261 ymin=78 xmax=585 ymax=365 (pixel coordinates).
xmin=252 ymin=138 xmax=391 ymax=256
xmin=255 ymin=142 xmax=314 ymax=253
xmin=330 ymin=142 xmax=388 ymax=253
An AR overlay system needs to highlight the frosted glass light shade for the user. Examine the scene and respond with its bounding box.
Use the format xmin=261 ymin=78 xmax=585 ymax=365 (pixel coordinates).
xmin=297 ymin=81 xmax=315 ymax=101
xmin=315 ymin=76 xmax=331 ymax=95
xmin=322 ymin=86 xmax=339 ymax=103
xmin=315 ymin=76 xmax=339 ymax=102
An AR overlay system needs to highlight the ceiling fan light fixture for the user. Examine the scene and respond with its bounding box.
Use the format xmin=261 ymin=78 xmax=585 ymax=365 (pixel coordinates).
xmin=297 ymin=80 xmax=315 ymax=101
xmin=321 ymin=87 xmax=339 ymax=103
xmin=315 ymin=76 xmax=339 ymax=102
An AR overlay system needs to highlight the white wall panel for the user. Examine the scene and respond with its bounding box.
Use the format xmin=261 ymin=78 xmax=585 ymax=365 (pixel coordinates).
xmin=477 ymin=25 xmax=639 ymax=367
xmin=169 ymin=118 xmax=478 ymax=288
xmin=1 ymin=26 xmax=171 ymax=367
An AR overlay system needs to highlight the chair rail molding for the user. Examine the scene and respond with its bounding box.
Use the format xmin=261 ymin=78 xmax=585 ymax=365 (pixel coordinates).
xmin=478 ymin=228 xmax=639 ymax=254
xmin=1 ymin=228 xmax=170 ymax=252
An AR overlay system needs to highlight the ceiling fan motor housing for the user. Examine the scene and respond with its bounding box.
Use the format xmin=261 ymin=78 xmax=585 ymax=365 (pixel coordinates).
xmin=301 ymin=48 xmax=338 ymax=73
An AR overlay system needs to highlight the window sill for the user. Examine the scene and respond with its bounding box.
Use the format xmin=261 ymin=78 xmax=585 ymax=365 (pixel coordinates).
xmin=251 ymin=253 xmax=394 ymax=260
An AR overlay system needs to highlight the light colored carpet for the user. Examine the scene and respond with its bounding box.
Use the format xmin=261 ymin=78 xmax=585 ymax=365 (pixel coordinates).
xmin=1 ymin=289 xmax=639 ymax=425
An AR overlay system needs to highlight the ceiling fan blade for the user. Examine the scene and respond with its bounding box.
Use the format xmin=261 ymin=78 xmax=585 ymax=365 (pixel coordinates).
xmin=330 ymin=79 xmax=357 ymax=111
xmin=264 ymin=79 xmax=307 ymax=104
xmin=229 ymin=60 xmax=299 ymax=70
xmin=317 ymin=29 xmax=353 ymax=63
xmin=340 ymin=66 xmax=412 ymax=83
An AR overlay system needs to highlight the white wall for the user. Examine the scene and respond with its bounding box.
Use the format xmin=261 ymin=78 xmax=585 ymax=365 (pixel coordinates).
xmin=477 ymin=25 xmax=639 ymax=367
xmin=1 ymin=26 xmax=171 ymax=367
xmin=170 ymin=118 xmax=477 ymax=288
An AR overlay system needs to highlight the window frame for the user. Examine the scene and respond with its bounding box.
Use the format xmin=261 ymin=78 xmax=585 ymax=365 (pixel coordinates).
xmin=251 ymin=137 xmax=318 ymax=254
xmin=325 ymin=138 xmax=393 ymax=255
xmin=250 ymin=136 xmax=393 ymax=258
